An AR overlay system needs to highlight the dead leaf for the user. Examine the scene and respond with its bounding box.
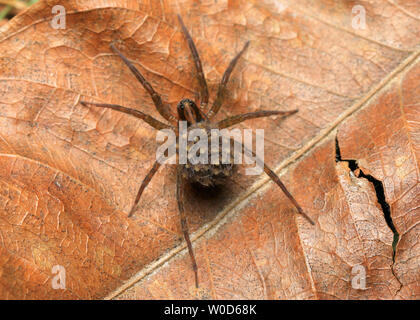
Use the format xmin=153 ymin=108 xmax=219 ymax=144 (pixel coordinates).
xmin=0 ymin=0 xmax=418 ymax=299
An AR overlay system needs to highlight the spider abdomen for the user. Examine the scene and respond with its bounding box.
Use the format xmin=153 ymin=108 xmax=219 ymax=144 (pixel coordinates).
xmin=181 ymin=122 xmax=235 ymax=187
xmin=182 ymin=162 xmax=235 ymax=187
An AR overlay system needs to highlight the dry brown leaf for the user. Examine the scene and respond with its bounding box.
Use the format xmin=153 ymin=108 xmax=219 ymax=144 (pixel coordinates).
xmin=0 ymin=0 xmax=418 ymax=299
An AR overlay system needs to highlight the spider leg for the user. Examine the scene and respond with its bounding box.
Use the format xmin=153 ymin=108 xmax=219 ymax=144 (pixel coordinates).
xmin=217 ymin=110 xmax=298 ymax=129
xmin=128 ymin=160 xmax=162 ymax=217
xmin=207 ymin=41 xmax=250 ymax=119
xmin=110 ymin=43 xmax=177 ymax=124
xmin=262 ymin=163 xmax=315 ymax=225
xmin=177 ymin=165 xmax=199 ymax=288
xmin=229 ymin=137 xmax=315 ymax=225
xmin=80 ymin=101 xmax=173 ymax=131
xmin=177 ymin=15 xmax=209 ymax=111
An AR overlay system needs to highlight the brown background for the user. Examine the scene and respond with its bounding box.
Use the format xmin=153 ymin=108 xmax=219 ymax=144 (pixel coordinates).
xmin=0 ymin=0 xmax=418 ymax=299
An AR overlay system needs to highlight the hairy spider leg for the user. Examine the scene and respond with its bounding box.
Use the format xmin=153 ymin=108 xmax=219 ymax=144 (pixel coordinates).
xmin=231 ymin=138 xmax=315 ymax=225
xmin=177 ymin=165 xmax=199 ymax=288
xmin=110 ymin=43 xmax=177 ymax=124
xmin=177 ymin=15 xmax=209 ymax=114
xmin=79 ymin=101 xmax=172 ymax=131
xmin=127 ymin=148 xmax=180 ymax=217
xmin=217 ymin=110 xmax=298 ymax=129
xmin=207 ymin=41 xmax=250 ymax=119
xmin=128 ymin=160 xmax=162 ymax=217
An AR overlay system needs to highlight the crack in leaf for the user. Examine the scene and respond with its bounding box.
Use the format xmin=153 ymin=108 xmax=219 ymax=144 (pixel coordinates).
xmin=335 ymin=136 xmax=403 ymax=294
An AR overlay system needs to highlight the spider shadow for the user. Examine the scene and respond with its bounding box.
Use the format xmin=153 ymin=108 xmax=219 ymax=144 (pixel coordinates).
xmin=183 ymin=179 xmax=239 ymax=223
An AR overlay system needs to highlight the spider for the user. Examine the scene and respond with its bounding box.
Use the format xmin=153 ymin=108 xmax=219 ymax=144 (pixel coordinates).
xmin=80 ymin=15 xmax=314 ymax=288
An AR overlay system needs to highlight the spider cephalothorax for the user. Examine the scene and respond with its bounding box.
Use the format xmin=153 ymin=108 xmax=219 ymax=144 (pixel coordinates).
xmin=177 ymin=98 xmax=236 ymax=187
xmin=81 ymin=15 xmax=314 ymax=288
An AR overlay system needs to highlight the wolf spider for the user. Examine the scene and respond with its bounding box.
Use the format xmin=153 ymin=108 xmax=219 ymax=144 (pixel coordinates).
xmin=80 ymin=15 xmax=314 ymax=288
